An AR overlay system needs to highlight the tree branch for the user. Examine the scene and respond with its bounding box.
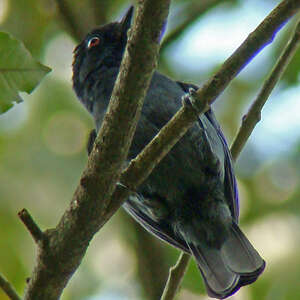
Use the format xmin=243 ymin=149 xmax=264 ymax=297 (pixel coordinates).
xmin=190 ymin=0 xmax=300 ymax=111
xmin=160 ymin=253 xmax=190 ymax=300
xmin=119 ymin=211 xmax=169 ymax=300
xmin=230 ymin=18 xmax=300 ymax=161
xmin=23 ymin=1 xmax=171 ymax=299
xmin=160 ymin=9 xmax=300 ymax=300
xmin=18 ymin=209 xmax=44 ymax=244
xmin=0 ymin=273 xmax=21 ymax=300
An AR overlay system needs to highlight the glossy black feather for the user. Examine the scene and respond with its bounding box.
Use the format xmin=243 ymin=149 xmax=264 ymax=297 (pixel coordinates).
xmin=72 ymin=7 xmax=265 ymax=299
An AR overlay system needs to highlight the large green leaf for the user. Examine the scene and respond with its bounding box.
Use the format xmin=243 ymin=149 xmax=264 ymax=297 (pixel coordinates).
xmin=0 ymin=32 xmax=51 ymax=114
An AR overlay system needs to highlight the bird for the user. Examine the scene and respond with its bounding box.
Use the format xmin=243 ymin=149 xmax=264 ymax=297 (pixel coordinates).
xmin=72 ymin=6 xmax=265 ymax=299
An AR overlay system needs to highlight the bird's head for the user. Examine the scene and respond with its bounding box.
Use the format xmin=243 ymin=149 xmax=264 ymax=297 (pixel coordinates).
xmin=72 ymin=6 xmax=133 ymax=97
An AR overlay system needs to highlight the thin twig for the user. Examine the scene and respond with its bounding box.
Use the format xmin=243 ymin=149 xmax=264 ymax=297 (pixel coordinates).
xmin=0 ymin=273 xmax=21 ymax=300
xmin=161 ymin=253 xmax=190 ymax=300
xmin=160 ymin=13 xmax=300 ymax=300
xmin=18 ymin=209 xmax=44 ymax=244
xmin=230 ymin=19 xmax=300 ymax=161
xmin=120 ymin=212 xmax=169 ymax=299
xmin=191 ymin=0 xmax=300 ymax=112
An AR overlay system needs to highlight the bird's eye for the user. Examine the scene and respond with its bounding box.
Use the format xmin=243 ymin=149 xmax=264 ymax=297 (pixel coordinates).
xmin=87 ymin=37 xmax=101 ymax=49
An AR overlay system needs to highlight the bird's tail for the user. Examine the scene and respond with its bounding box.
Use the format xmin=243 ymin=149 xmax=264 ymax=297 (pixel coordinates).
xmin=186 ymin=221 xmax=265 ymax=299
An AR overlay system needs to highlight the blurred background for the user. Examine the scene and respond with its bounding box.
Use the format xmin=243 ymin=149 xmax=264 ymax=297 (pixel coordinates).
xmin=0 ymin=0 xmax=300 ymax=299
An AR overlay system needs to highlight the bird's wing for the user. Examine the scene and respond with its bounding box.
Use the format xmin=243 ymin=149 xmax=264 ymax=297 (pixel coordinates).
xmin=176 ymin=81 xmax=239 ymax=221
xmin=123 ymin=195 xmax=190 ymax=253
xmin=204 ymin=109 xmax=239 ymax=221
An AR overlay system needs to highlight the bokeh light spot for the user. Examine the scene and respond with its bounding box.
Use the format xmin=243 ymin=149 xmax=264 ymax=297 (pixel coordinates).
xmin=44 ymin=33 xmax=75 ymax=81
xmin=255 ymin=161 xmax=297 ymax=204
xmin=246 ymin=214 xmax=299 ymax=265
xmin=0 ymin=94 xmax=28 ymax=132
xmin=43 ymin=111 xmax=87 ymax=155
xmin=0 ymin=0 xmax=9 ymax=24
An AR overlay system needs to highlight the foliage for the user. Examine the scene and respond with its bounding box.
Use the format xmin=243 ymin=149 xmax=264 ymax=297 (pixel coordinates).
xmin=0 ymin=32 xmax=50 ymax=113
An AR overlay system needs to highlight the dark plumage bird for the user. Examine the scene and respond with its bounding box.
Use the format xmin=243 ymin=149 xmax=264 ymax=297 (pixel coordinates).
xmin=72 ymin=7 xmax=265 ymax=299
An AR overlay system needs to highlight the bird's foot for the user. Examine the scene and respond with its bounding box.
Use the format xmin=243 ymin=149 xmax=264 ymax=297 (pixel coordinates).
xmin=182 ymin=87 xmax=201 ymax=114
xmin=116 ymin=182 xmax=138 ymax=196
xmin=182 ymin=87 xmax=209 ymax=114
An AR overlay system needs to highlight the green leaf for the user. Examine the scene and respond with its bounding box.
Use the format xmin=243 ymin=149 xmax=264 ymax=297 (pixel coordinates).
xmin=0 ymin=32 xmax=51 ymax=114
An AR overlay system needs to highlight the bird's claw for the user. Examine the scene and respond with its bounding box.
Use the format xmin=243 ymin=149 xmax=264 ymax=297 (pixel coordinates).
xmin=182 ymin=88 xmax=200 ymax=113
xmin=182 ymin=87 xmax=210 ymax=114
xmin=116 ymin=182 xmax=137 ymax=196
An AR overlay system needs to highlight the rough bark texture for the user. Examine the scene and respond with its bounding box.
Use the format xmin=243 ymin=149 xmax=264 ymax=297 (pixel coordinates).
xmin=19 ymin=0 xmax=300 ymax=299
xmin=23 ymin=1 xmax=171 ymax=299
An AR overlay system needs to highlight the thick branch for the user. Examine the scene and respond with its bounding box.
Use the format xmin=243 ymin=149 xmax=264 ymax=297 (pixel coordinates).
xmin=230 ymin=19 xmax=300 ymax=161
xmin=23 ymin=1 xmax=171 ymax=299
xmin=0 ymin=273 xmax=21 ymax=300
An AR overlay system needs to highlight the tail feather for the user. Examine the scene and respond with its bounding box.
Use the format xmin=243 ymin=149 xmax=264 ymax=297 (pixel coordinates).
xmin=186 ymin=222 xmax=265 ymax=299
xmin=221 ymin=222 xmax=265 ymax=275
xmin=188 ymin=243 xmax=239 ymax=299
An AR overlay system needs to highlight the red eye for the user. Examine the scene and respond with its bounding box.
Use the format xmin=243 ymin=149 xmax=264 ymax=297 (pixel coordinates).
xmin=87 ymin=37 xmax=100 ymax=49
